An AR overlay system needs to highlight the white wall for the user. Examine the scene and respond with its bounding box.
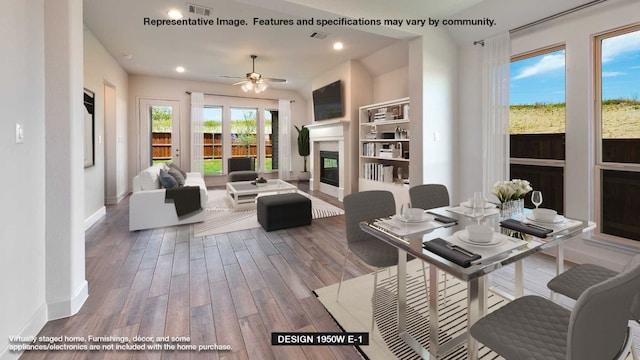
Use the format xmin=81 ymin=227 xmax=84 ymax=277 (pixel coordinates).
xmin=457 ymin=0 xmax=640 ymax=268
xmin=372 ymin=66 xmax=409 ymax=104
xmin=0 ymin=1 xmax=48 ymax=358
xmin=127 ymin=75 xmax=307 ymax=187
xmin=413 ymin=28 xmax=459 ymax=194
xmin=83 ymin=27 xmax=129 ymax=225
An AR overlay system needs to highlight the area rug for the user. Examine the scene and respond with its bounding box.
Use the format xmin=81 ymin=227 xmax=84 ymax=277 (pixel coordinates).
xmin=192 ymin=189 xmax=344 ymax=237
xmin=314 ymin=260 xmax=508 ymax=360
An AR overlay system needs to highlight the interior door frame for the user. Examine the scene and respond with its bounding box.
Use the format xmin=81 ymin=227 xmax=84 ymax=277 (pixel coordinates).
xmin=138 ymin=98 xmax=181 ymax=172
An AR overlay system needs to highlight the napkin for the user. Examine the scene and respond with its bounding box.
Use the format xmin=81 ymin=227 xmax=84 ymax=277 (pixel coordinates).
xmin=423 ymin=238 xmax=481 ymax=268
xmin=500 ymin=219 xmax=553 ymax=238
xmin=425 ymin=212 xmax=458 ymax=224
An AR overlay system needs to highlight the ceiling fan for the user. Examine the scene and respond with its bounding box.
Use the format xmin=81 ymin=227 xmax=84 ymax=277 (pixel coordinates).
xmin=221 ymin=55 xmax=286 ymax=93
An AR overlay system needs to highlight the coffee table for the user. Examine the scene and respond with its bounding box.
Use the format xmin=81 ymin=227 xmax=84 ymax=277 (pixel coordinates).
xmin=226 ymin=179 xmax=298 ymax=209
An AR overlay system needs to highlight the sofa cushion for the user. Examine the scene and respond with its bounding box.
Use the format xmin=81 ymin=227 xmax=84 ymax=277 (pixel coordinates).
xmin=159 ymin=169 xmax=179 ymax=189
xmin=168 ymin=167 xmax=185 ymax=186
xmin=138 ymin=164 xmax=165 ymax=190
xmin=168 ymin=162 xmax=187 ymax=178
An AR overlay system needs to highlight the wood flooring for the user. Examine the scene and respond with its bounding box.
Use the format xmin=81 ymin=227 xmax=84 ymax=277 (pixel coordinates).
xmin=18 ymin=183 xmax=639 ymax=359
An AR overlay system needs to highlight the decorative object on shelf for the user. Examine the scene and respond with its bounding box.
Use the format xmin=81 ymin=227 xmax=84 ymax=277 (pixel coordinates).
xmin=403 ymin=104 xmax=409 ymax=120
xmin=492 ymin=179 xmax=532 ymax=219
xmin=294 ymin=125 xmax=310 ymax=181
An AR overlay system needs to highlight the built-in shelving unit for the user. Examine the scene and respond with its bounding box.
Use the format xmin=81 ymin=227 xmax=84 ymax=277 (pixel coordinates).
xmin=358 ymin=97 xmax=411 ymax=205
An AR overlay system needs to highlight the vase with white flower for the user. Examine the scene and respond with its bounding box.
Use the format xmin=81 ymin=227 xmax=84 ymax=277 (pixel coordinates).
xmin=492 ymin=179 xmax=532 ymax=219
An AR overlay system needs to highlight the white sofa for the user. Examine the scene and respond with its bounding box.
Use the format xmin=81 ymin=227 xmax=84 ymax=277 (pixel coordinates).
xmin=129 ymin=164 xmax=208 ymax=231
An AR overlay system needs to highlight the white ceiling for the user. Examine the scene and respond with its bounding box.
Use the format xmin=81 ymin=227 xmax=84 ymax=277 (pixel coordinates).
xmin=83 ymin=0 xmax=612 ymax=93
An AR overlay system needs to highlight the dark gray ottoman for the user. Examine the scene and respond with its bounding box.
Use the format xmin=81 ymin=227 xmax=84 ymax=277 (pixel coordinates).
xmin=257 ymin=193 xmax=312 ymax=231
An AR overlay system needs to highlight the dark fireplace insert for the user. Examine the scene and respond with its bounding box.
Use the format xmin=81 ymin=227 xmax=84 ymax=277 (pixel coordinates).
xmin=320 ymin=151 xmax=339 ymax=187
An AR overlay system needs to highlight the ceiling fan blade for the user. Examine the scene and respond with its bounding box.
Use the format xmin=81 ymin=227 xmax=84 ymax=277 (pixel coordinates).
xmin=232 ymin=80 xmax=248 ymax=86
xmin=220 ymin=75 xmax=247 ymax=80
xmin=261 ymin=78 xmax=287 ymax=83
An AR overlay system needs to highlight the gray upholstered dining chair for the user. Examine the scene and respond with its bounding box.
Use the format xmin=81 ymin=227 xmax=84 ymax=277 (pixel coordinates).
xmin=409 ymin=184 xmax=450 ymax=211
xmin=470 ymin=254 xmax=640 ymax=360
xmin=409 ymin=184 xmax=451 ymax=301
xmin=547 ymin=254 xmax=640 ymax=359
xmin=337 ymin=190 xmax=427 ymax=331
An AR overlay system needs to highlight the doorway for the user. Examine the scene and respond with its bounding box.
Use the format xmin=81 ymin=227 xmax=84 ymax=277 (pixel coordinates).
xmin=139 ymin=99 xmax=181 ymax=170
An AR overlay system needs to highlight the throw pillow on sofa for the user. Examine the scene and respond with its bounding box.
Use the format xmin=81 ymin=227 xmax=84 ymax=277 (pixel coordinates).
xmin=168 ymin=167 xmax=185 ymax=186
xmin=158 ymin=169 xmax=179 ymax=189
xmin=168 ymin=162 xmax=187 ymax=178
xmin=139 ymin=163 xmax=167 ymax=190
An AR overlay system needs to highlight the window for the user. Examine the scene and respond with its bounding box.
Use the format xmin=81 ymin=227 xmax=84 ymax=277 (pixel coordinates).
xmin=230 ymin=107 xmax=258 ymax=169
xmin=510 ymin=46 xmax=566 ymax=211
xmin=203 ymin=106 xmax=222 ymax=175
xmin=595 ymin=25 xmax=640 ymax=241
xmin=201 ymin=98 xmax=278 ymax=175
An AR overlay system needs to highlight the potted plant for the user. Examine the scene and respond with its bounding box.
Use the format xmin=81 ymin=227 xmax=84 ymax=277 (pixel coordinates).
xmin=295 ymin=125 xmax=310 ymax=181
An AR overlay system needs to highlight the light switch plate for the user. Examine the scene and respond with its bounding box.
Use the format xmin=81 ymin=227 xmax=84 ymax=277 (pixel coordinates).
xmin=15 ymin=123 xmax=24 ymax=144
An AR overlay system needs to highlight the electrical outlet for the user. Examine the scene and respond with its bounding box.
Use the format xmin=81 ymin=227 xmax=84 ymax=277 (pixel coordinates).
xmin=15 ymin=123 xmax=24 ymax=144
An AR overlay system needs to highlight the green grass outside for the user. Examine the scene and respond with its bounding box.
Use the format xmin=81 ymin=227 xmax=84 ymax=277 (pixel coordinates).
xmin=203 ymin=158 xmax=273 ymax=175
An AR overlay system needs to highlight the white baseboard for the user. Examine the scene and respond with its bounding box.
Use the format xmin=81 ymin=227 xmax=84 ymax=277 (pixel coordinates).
xmin=0 ymin=303 xmax=47 ymax=360
xmin=105 ymin=192 xmax=126 ymax=205
xmin=47 ymin=280 xmax=89 ymax=321
xmin=84 ymin=206 xmax=106 ymax=230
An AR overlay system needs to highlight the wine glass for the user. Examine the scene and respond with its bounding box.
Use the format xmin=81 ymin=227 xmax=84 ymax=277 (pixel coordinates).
xmin=531 ymin=191 xmax=543 ymax=209
xmin=397 ymin=167 xmax=403 ymax=181
xmin=400 ymin=202 xmax=412 ymax=222
xmin=471 ymin=192 xmax=485 ymax=225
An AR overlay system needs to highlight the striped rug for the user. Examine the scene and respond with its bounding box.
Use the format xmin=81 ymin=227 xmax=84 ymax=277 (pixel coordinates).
xmin=192 ymin=189 xmax=344 ymax=237
xmin=314 ymin=260 xmax=509 ymax=359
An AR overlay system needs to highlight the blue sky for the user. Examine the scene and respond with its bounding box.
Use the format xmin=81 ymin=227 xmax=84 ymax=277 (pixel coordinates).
xmin=510 ymin=30 xmax=640 ymax=105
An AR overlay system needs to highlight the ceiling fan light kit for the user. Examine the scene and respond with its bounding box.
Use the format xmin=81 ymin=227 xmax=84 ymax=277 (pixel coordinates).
xmin=225 ymin=55 xmax=286 ymax=94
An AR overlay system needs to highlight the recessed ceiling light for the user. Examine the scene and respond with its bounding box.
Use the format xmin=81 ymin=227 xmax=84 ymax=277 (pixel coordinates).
xmin=333 ymin=42 xmax=344 ymax=50
xmin=168 ymin=9 xmax=183 ymax=19
xmin=176 ymin=66 xmax=185 ymax=73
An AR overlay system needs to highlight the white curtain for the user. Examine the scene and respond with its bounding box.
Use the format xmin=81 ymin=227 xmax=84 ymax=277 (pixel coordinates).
xmin=190 ymin=92 xmax=204 ymax=174
xmin=481 ymin=33 xmax=511 ymax=196
xmin=278 ymin=99 xmax=291 ymax=180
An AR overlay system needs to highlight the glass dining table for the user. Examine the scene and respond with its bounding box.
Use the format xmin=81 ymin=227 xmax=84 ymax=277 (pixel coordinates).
xmin=359 ymin=206 xmax=595 ymax=360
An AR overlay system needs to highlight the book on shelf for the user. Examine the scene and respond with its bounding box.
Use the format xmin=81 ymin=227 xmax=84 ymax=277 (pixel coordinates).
xmin=363 ymin=162 xmax=394 ymax=183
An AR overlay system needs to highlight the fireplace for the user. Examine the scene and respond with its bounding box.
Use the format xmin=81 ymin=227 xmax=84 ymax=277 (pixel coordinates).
xmin=320 ymin=151 xmax=339 ymax=187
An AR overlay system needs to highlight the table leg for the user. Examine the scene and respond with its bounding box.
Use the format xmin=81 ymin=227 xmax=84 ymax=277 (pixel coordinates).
xmin=467 ymin=277 xmax=486 ymax=360
xmin=552 ymin=243 xmax=565 ymax=302
xmin=515 ymin=260 xmax=523 ymax=298
xmin=428 ymin=265 xmax=439 ymax=354
xmin=396 ymin=249 xmax=431 ymax=358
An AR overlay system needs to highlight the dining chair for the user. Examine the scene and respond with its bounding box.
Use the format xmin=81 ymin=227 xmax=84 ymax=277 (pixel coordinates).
xmin=470 ymin=254 xmax=640 ymax=360
xmin=547 ymin=254 xmax=640 ymax=359
xmin=337 ymin=190 xmax=427 ymax=331
xmin=409 ymin=184 xmax=450 ymax=211
xmin=409 ymin=184 xmax=451 ymax=302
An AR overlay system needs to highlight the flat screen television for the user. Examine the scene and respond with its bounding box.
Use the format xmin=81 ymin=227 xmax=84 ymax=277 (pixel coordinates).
xmin=312 ymin=80 xmax=343 ymax=121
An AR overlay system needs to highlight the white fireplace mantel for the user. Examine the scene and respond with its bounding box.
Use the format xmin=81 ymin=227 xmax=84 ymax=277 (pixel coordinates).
xmin=306 ymin=120 xmax=350 ymax=201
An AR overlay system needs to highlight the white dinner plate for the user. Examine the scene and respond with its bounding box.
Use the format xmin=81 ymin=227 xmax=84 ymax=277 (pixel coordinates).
xmin=392 ymin=213 xmax=435 ymax=223
xmin=456 ymin=230 xmax=504 ymax=247
xmin=525 ymin=213 xmax=565 ymax=224
xmin=461 ymin=201 xmax=495 ymax=209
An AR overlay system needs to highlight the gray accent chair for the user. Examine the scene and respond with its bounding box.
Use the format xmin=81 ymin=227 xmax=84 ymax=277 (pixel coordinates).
xmin=409 ymin=184 xmax=450 ymax=211
xmin=469 ymin=254 xmax=640 ymax=360
xmin=227 ymin=157 xmax=257 ymax=182
xmin=337 ymin=190 xmax=426 ymax=330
